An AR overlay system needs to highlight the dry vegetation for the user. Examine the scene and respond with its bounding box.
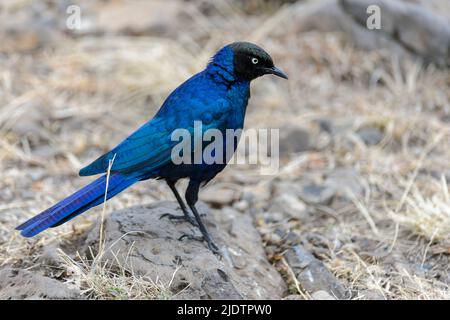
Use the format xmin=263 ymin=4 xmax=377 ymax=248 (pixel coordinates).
xmin=0 ymin=0 xmax=449 ymax=299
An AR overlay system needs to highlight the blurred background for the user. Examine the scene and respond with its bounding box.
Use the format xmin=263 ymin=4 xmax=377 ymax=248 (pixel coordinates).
xmin=0 ymin=0 xmax=449 ymax=299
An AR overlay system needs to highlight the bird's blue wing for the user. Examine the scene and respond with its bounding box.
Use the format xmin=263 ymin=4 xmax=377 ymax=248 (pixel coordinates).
xmin=79 ymin=97 xmax=230 ymax=176
xmin=79 ymin=117 xmax=179 ymax=176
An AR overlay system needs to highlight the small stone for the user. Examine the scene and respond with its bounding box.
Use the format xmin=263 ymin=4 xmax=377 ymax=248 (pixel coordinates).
xmin=285 ymin=232 xmax=301 ymax=245
xmin=270 ymin=182 xmax=309 ymax=219
xmin=260 ymin=211 xmax=283 ymax=224
xmin=241 ymin=191 xmax=255 ymax=203
xmin=200 ymin=188 xmax=237 ymax=207
xmin=356 ymin=127 xmax=384 ymax=146
xmin=285 ymin=245 xmax=347 ymax=299
xmin=298 ymin=184 xmax=335 ymax=205
xmin=315 ymin=118 xmax=333 ymax=133
xmin=266 ymin=233 xmax=283 ymax=246
xmin=233 ymin=200 xmax=249 ymax=212
xmin=279 ymin=126 xmax=311 ymax=156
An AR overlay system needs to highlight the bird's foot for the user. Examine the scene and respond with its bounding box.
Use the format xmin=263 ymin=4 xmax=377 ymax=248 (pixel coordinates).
xmin=179 ymin=233 xmax=221 ymax=256
xmin=160 ymin=212 xmax=198 ymax=227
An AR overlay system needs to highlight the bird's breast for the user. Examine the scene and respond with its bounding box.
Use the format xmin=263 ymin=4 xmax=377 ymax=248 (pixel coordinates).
xmin=225 ymin=81 xmax=250 ymax=129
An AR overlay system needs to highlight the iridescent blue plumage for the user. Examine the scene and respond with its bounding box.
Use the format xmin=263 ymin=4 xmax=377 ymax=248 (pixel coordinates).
xmin=17 ymin=42 xmax=287 ymax=251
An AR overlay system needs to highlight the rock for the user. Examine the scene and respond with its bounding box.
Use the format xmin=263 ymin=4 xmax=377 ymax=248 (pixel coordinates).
xmin=200 ymin=269 xmax=242 ymax=299
xmin=270 ymin=182 xmax=308 ymax=220
xmin=0 ymin=268 xmax=80 ymax=299
xmin=82 ymin=201 xmax=286 ymax=299
xmin=279 ymin=126 xmax=311 ymax=156
xmin=285 ymin=231 xmax=302 ymax=246
xmin=298 ymin=184 xmax=335 ymax=205
xmin=233 ymin=200 xmax=250 ymax=212
xmin=311 ymin=290 xmax=336 ymax=300
xmin=340 ymin=0 xmax=450 ymax=67
xmin=200 ymin=187 xmax=238 ymax=207
xmin=356 ymin=127 xmax=384 ymax=146
xmin=260 ymin=211 xmax=285 ymax=224
xmin=278 ymin=0 xmax=405 ymax=57
xmin=274 ymin=0 xmax=450 ymax=67
xmin=409 ymin=0 xmax=450 ymax=20
xmin=284 ymin=245 xmax=348 ymax=299
xmin=268 ymin=192 xmax=308 ymax=220
xmin=263 ymin=231 xmax=283 ymax=246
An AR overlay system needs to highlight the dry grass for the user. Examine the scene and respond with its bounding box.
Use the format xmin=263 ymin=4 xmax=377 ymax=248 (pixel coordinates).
xmin=0 ymin=0 xmax=449 ymax=299
xmin=57 ymin=244 xmax=178 ymax=299
xmin=390 ymin=175 xmax=450 ymax=241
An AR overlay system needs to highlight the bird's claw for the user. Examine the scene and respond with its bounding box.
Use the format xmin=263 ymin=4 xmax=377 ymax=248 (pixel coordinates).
xmin=178 ymin=233 xmax=204 ymax=242
xmin=160 ymin=213 xmax=198 ymax=227
xmin=207 ymin=241 xmax=221 ymax=256
xmin=178 ymin=233 xmax=221 ymax=256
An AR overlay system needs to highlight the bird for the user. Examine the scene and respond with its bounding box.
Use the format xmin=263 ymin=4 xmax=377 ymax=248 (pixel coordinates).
xmin=16 ymin=42 xmax=288 ymax=254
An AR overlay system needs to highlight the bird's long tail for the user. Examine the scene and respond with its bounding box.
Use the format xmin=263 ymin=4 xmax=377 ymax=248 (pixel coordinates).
xmin=16 ymin=173 xmax=139 ymax=237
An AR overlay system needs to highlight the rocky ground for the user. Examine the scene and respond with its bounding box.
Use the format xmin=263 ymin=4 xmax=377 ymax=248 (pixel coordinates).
xmin=0 ymin=0 xmax=449 ymax=299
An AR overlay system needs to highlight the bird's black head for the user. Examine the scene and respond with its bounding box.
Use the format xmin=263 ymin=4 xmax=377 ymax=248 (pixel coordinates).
xmin=229 ymin=42 xmax=288 ymax=81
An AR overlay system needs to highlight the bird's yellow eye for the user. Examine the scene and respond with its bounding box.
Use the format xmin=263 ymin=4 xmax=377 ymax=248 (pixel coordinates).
xmin=251 ymin=57 xmax=258 ymax=64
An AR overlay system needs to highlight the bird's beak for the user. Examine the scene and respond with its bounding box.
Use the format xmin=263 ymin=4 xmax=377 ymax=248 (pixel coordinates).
xmin=265 ymin=66 xmax=288 ymax=79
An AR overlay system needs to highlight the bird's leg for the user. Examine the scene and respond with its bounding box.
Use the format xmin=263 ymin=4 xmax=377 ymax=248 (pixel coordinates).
xmin=160 ymin=180 xmax=197 ymax=227
xmin=179 ymin=180 xmax=220 ymax=255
